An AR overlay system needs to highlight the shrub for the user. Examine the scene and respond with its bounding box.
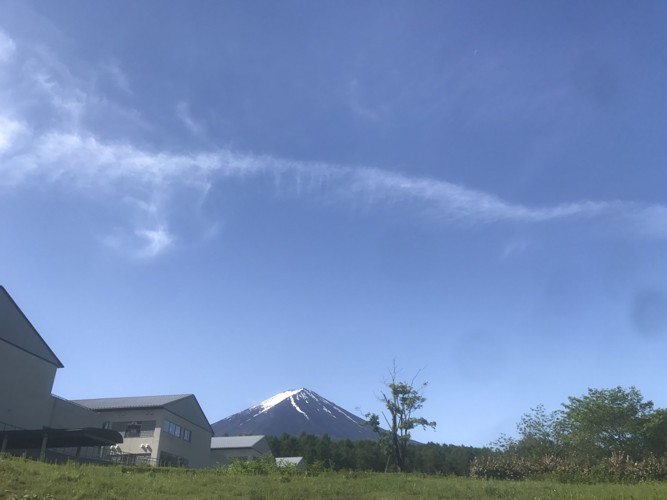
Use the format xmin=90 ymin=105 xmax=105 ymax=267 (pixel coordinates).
xmin=225 ymin=455 xmax=280 ymax=476
xmin=471 ymin=451 xmax=667 ymax=483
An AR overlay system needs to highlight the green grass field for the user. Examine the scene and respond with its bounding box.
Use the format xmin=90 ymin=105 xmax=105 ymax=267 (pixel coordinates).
xmin=2 ymin=455 xmax=667 ymax=499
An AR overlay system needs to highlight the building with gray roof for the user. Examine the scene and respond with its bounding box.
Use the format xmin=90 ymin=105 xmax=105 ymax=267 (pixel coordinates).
xmin=73 ymin=394 xmax=213 ymax=467
xmin=210 ymin=435 xmax=272 ymax=466
xmin=0 ymin=287 xmax=215 ymax=467
xmin=0 ymin=286 xmax=100 ymax=432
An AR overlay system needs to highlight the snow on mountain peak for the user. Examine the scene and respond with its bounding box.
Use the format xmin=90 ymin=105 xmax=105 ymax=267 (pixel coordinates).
xmin=249 ymin=387 xmax=359 ymax=424
xmin=212 ymin=388 xmax=379 ymax=440
xmin=256 ymin=388 xmax=304 ymax=414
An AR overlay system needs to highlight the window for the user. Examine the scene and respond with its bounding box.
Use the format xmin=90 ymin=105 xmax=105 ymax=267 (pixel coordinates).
xmin=163 ymin=419 xmax=181 ymax=438
xmin=125 ymin=422 xmax=141 ymax=437
xmin=163 ymin=420 xmax=191 ymax=442
xmin=159 ymin=451 xmax=188 ymax=467
xmin=109 ymin=420 xmax=155 ymax=438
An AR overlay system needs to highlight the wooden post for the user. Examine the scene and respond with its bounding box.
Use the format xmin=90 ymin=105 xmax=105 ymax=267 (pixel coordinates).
xmin=1 ymin=434 xmax=8 ymax=453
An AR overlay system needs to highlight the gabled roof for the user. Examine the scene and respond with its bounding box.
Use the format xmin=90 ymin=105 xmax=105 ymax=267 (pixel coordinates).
xmin=73 ymin=395 xmax=190 ymax=410
xmin=0 ymin=286 xmax=63 ymax=368
xmin=73 ymin=394 xmax=213 ymax=434
xmin=211 ymin=435 xmax=271 ymax=453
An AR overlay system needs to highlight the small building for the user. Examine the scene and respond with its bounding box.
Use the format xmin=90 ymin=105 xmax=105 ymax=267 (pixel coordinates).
xmin=276 ymin=456 xmax=305 ymax=468
xmin=210 ymin=435 xmax=272 ymax=466
xmin=0 ymin=286 xmax=216 ymax=467
xmin=0 ymin=286 xmax=119 ymax=461
xmin=0 ymin=286 xmax=102 ymax=431
xmin=73 ymin=395 xmax=214 ymax=468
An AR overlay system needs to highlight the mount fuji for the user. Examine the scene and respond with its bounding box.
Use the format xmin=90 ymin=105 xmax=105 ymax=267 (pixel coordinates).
xmin=211 ymin=388 xmax=378 ymax=440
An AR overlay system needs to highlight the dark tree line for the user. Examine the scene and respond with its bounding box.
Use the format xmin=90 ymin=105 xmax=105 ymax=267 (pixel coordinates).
xmin=264 ymin=385 xmax=667 ymax=482
xmin=266 ymin=432 xmax=483 ymax=474
xmin=263 ymin=363 xmax=476 ymax=474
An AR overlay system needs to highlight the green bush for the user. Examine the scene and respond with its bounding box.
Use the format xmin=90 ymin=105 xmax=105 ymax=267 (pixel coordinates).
xmin=470 ymin=453 xmax=564 ymax=480
xmin=471 ymin=451 xmax=667 ymax=483
xmin=223 ymin=455 xmax=281 ymax=476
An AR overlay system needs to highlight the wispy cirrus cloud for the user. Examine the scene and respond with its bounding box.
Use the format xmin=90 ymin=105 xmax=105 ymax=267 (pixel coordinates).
xmin=176 ymin=101 xmax=204 ymax=136
xmin=1 ymin=27 xmax=666 ymax=259
xmin=3 ymin=123 xmax=659 ymax=237
xmin=0 ymin=116 xmax=27 ymax=153
xmin=344 ymin=167 xmax=615 ymax=223
xmin=0 ymin=30 xmax=16 ymax=62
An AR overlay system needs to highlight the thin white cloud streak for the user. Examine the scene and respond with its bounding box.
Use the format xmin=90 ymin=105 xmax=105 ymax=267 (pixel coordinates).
xmin=176 ymin=101 xmax=204 ymax=136
xmin=0 ymin=30 xmax=16 ymax=63
xmin=0 ymin=125 xmax=653 ymax=228
xmin=346 ymin=167 xmax=614 ymax=223
xmin=500 ymin=239 xmax=531 ymax=260
xmin=1 ymin=26 xmax=666 ymax=258
xmin=102 ymin=225 xmax=172 ymax=259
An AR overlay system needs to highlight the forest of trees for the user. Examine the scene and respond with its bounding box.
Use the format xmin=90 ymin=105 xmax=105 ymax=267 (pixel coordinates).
xmin=264 ymin=363 xmax=483 ymax=475
xmin=265 ymin=385 xmax=667 ymax=482
xmin=266 ymin=432 xmax=483 ymax=474
xmin=472 ymin=386 xmax=667 ymax=482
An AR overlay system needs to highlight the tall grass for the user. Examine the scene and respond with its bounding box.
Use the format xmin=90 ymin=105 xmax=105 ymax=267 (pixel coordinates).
xmin=2 ymin=453 xmax=667 ymax=499
xmin=471 ymin=451 xmax=667 ymax=483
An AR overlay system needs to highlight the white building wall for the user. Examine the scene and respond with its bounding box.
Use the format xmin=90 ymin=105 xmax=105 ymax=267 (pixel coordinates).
xmin=97 ymin=409 xmax=161 ymax=460
xmin=97 ymin=408 xmax=212 ymax=468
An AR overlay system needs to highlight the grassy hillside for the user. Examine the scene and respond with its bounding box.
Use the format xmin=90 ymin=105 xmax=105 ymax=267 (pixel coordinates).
xmin=2 ymin=455 xmax=667 ymax=500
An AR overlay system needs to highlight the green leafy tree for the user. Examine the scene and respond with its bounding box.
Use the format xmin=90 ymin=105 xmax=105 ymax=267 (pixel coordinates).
xmin=560 ymin=386 xmax=654 ymax=459
xmin=516 ymin=404 xmax=563 ymax=457
xmin=366 ymin=361 xmax=437 ymax=472
xmin=317 ymin=433 xmax=333 ymax=467
xmin=642 ymin=408 xmax=667 ymax=457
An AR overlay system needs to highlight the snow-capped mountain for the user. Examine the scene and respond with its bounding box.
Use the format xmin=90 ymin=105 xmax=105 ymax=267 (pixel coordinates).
xmin=211 ymin=388 xmax=378 ymax=440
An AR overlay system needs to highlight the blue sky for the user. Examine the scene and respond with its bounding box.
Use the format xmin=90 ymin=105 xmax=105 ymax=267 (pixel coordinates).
xmin=2 ymin=1 xmax=667 ymax=446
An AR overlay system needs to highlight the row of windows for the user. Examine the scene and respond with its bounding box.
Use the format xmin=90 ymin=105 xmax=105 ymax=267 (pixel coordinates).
xmin=163 ymin=419 xmax=191 ymax=442
xmin=103 ymin=419 xmax=191 ymax=442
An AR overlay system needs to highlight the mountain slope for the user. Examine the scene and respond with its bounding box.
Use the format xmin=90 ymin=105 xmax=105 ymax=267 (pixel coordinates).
xmin=211 ymin=388 xmax=378 ymax=440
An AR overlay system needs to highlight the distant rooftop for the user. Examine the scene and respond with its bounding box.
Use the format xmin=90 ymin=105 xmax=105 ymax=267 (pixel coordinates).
xmin=211 ymin=435 xmax=267 ymax=450
xmin=276 ymin=456 xmax=304 ymax=467
xmin=73 ymin=394 xmax=213 ymax=434
xmin=73 ymin=394 xmax=192 ymax=410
